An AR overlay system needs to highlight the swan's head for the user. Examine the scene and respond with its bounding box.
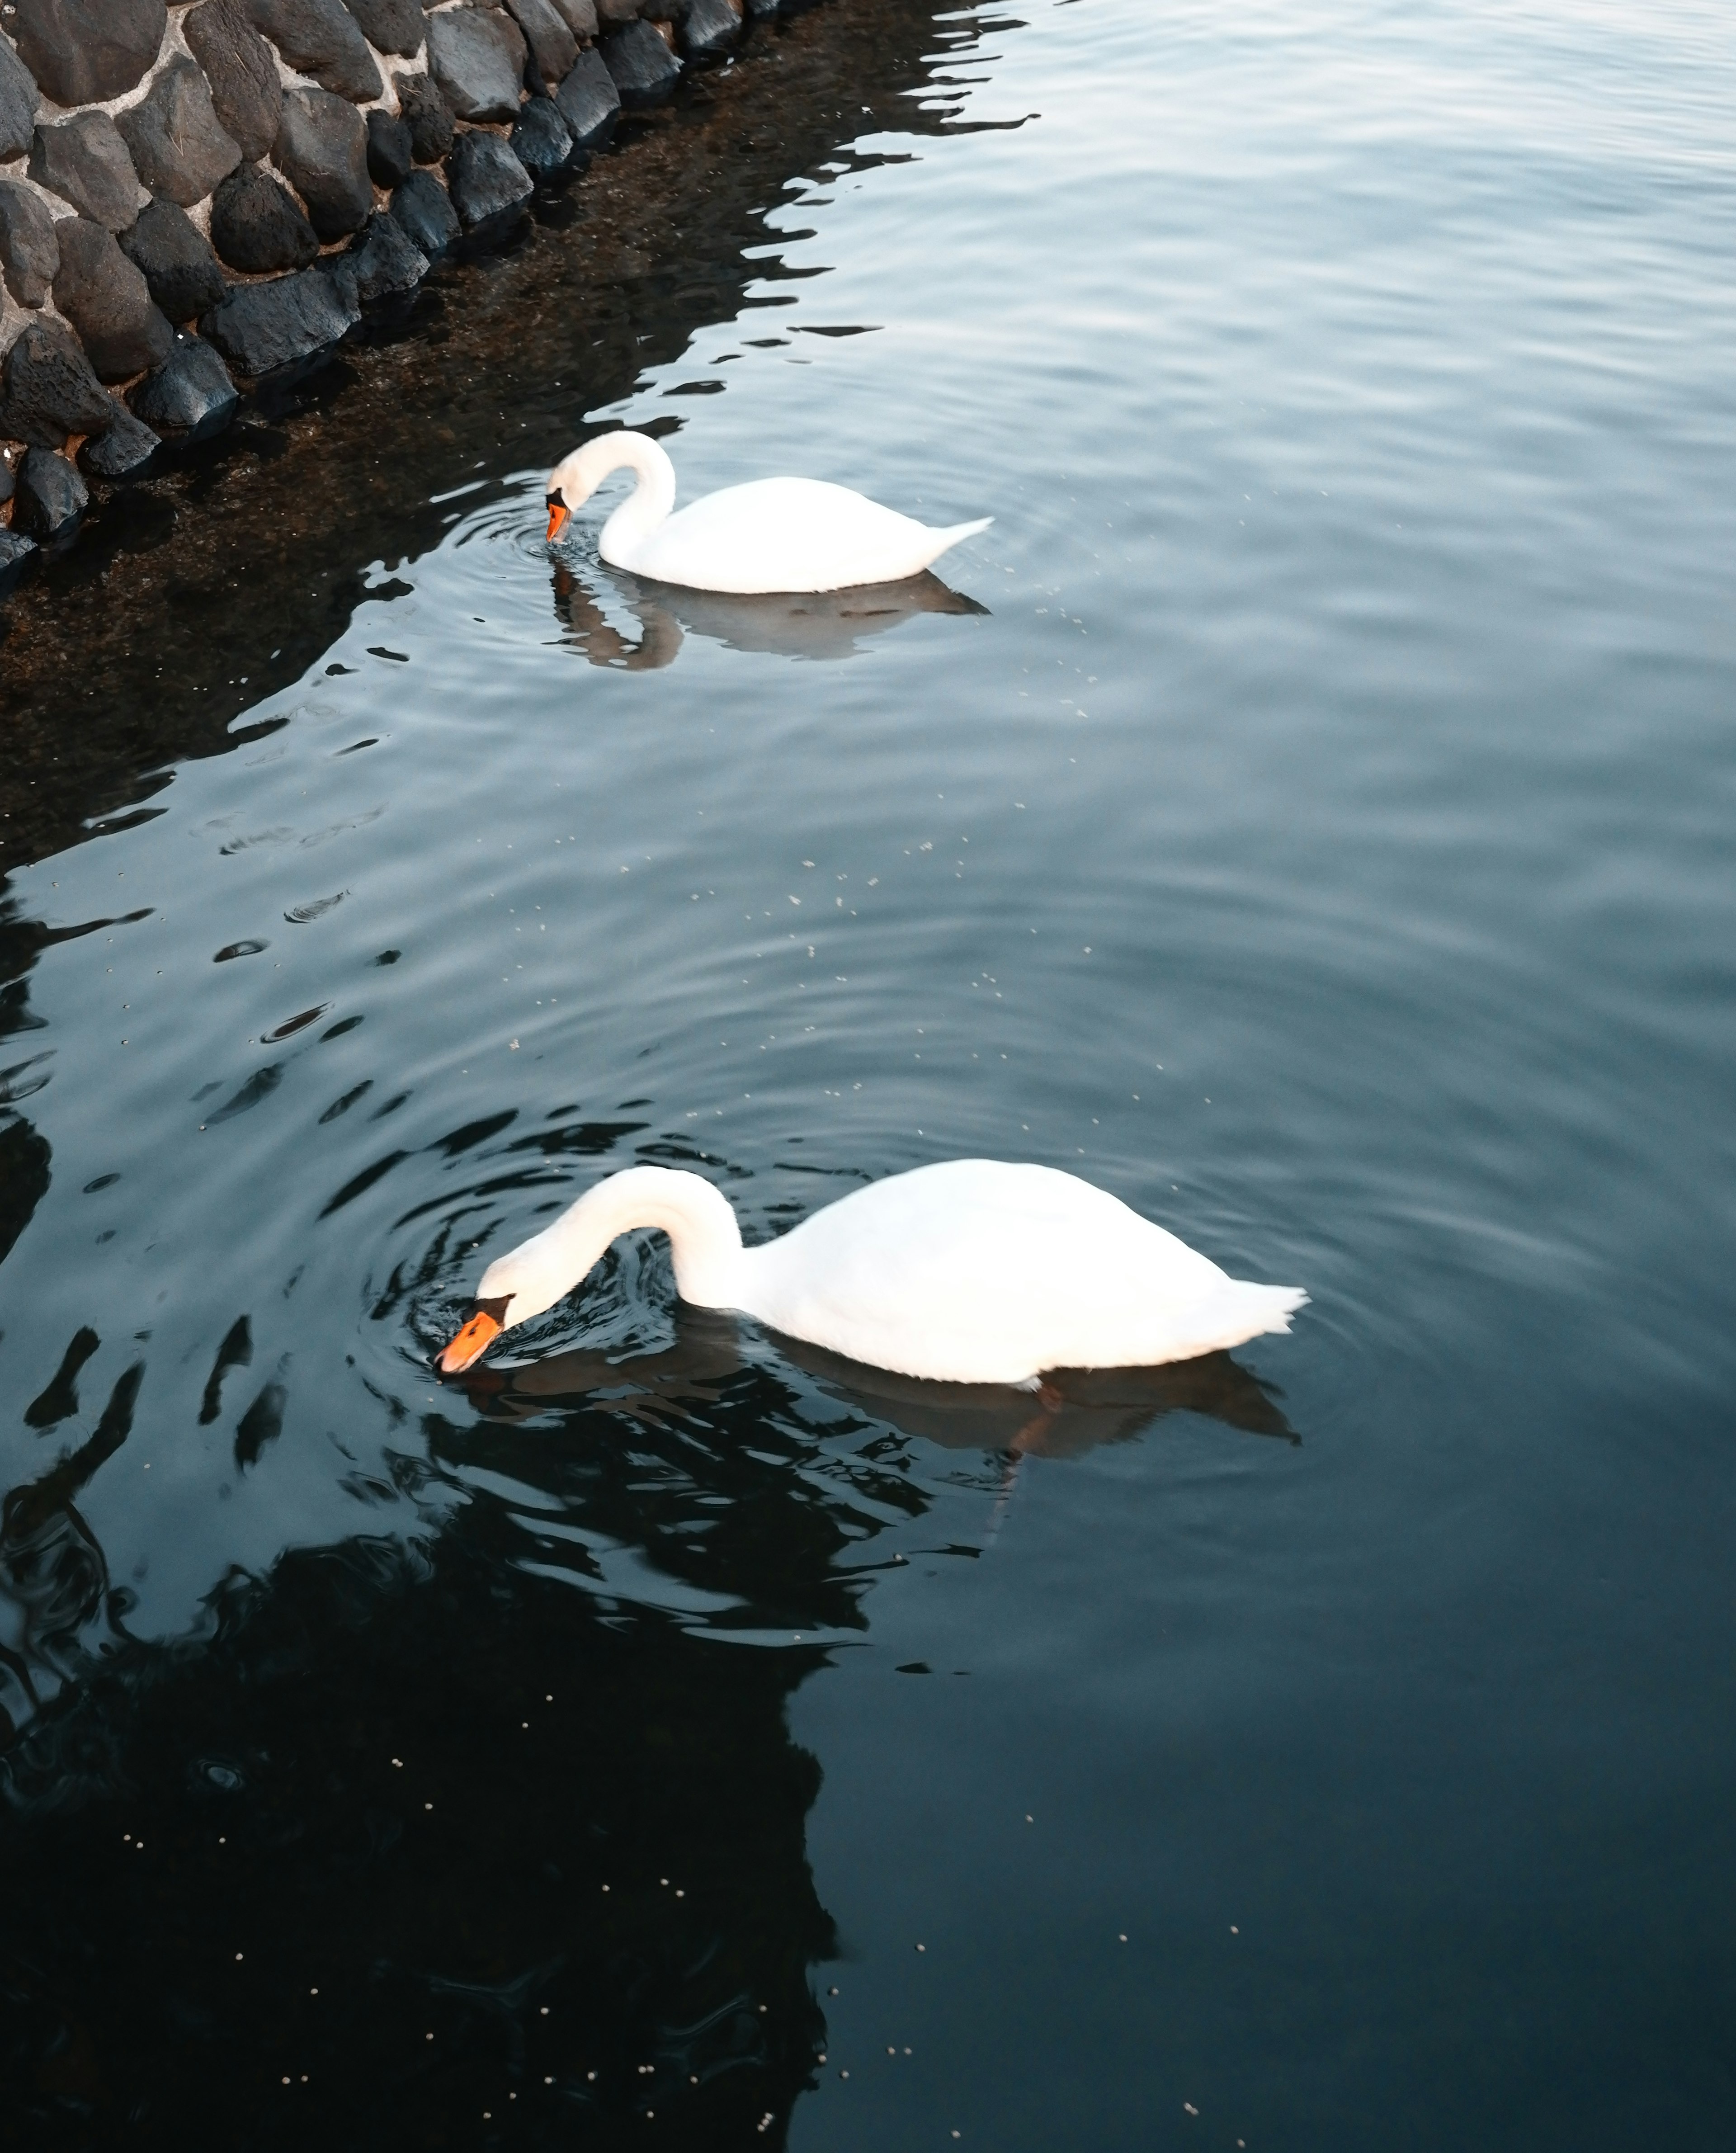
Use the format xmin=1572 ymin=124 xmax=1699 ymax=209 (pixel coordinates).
xmin=543 ymin=433 xmax=637 ymax=543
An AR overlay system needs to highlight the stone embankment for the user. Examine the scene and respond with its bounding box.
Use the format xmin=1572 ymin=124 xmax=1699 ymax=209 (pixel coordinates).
xmin=0 ymin=0 xmax=770 ymax=592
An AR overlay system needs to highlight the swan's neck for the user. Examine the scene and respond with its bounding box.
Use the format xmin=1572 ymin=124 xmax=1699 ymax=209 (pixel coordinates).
xmin=481 ymin=1166 xmax=744 ymax=1326
xmin=568 ymin=431 xmax=675 ymax=567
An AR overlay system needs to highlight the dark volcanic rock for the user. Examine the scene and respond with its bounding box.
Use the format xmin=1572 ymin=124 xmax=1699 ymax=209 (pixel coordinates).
xmin=0 ymin=180 xmax=59 ymax=310
xmin=426 ymin=5 xmax=527 ymax=123
xmin=548 ymin=0 xmax=599 ymax=36
xmin=0 ymin=528 xmax=38 ymax=597
xmin=680 ymin=0 xmax=741 ymax=57
xmin=0 ymin=318 xmax=117 ymax=445
xmin=28 ymin=113 xmax=149 ymax=233
xmin=8 ymin=0 xmax=165 ymax=106
xmin=509 ymin=94 xmax=573 ymax=177
xmin=243 ymin=0 xmax=382 ymax=103
xmin=200 ymin=260 xmax=359 ymax=377
xmin=52 ymin=218 xmax=175 ymax=382
xmin=446 ymin=129 xmax=533 ymax=232
xmin=346 ymin=208 xmax=427 ymax=302
xmin=274 ymin=85 xmax=371 ymax=240
xmin=0 ymin=30 xmax=39 ymax=164
xmin=595 ymin=0 xmax=637 ymax=21
xmin=0 ymin=453 xmax=11 ymax=506
xmin=209 ymin=162 xmax=321 ymax=274
xmin=341 ymin=0 xmax=425 ymax=57
xmin=184 ymin=0 xmax=283 ymax=163
xmin=504 ymin=0 xmax=578 ymax=88
xmin=388 ymin=166 xmax=458 ymax=257
xmin=366 ymin=108 xmax=414 ymax=188
xmin=130 ymin=332 xmax=238 ymax=439
xmin=118 ymin=198 xmax=229 ymax=324
xmin=600 ymin=19 xmax=679 ymax=106
xmin=80 ymin=402 xmax=160 ymax=480
xmin=392 ymin=70 xmax=453 ymax=164
xmin=552 ymin=47 xmax=619 ymax=156
xmin=114 ymin=56 xmax=242 ymax=209
xmin=11 ymin=446 xmax=87 ymax=542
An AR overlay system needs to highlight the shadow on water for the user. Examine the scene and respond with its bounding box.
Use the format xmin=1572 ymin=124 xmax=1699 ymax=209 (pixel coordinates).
xmin=0 ymin=1289 xmax=1290 ymax=2147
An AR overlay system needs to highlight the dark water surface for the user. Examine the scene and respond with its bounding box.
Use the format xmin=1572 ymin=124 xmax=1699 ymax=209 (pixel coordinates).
xmin=4 ymin=1 xmax=1735 ymax=2146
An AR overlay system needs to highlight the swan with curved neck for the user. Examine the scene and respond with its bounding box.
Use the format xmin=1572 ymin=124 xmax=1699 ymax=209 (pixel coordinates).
xmin=437 ymin=1161 xmax=1306 ymax=1387
xmin=543 ymin=431 xmax=992 ymax=594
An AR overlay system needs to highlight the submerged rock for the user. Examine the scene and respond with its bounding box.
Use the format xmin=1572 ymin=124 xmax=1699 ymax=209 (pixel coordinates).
xmin=200 ymin=260 xmax=360 ymax=377
xmin=115 ymin=55 xmax=242 ymax=208
xmin=504 ymin=0 xmax=579 ymax=89
xmin=29 ymin=112 xmax=150 ymax=233
xmin=243 ymin=0 xmax=383 ymax=104
xmin=119 ymin=199 xmax=230 ymax=326
xmin=601 ymin=20 xmax=679 ymax=107
xmin=184 ymin=0 xmax=284 ymax=164
xmin=552 ymin=47 xmax=620 ymax=157
xmin=0 ymin=317 xmax=117 ymax=446
xmin=0 ymin=528 xmax=38 ymax=598
xmin=8 ymin=0 xmax=166 ymax=107
xmin=52 ymin=217 xmax=175 ymax=381
xmin=130 ymin=332 xmax=239 ymax=439
xmin=393 ymin=70 xmax=455 ymax=164
xmin=340 ymin=0 xmax=425 ymax=58
xmin=11 ymin=446 xmax=88 ymax=543
xmin=0 ymin=32 xmax=39 ymax=165
xmin=510 ymin=95 xmax=575 ymax=179
xmin=0 ymin=181 xmax=60 ymax=310
xmin=274 ymin=86 xmax=372 ymax=241
xmin=389 ymin=167 xmax=459 ymax=258
xmin=209 ymin=162 xmax=321 ymax=275
xmin=426 ymin=6 xmax=528 ymax=123
xmin=346 ymin=210 xmax=428 ymax=304
xmin=447 ymin=130 xmax=533 ymax=232
xmin=366 ymin=109 xmax=415 ymax=189
xmin=80 ymin=403 xmax=161 ymax=481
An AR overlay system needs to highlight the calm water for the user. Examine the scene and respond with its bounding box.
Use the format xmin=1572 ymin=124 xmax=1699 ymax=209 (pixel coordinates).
xmin=4 ymin=1 xmax=1735 ymax=2144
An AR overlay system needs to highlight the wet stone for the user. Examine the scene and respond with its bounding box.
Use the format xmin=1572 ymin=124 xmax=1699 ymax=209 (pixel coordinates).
xmin=504 ymin=0 xmax=578 ymax=90
xmin=595 ymin=0 xmax=638 ymax=21
xmin=130 ymin=332 xmax=238 ymax=439
xmin=426 ymin=5 xmax=528 ymax=123
xmin=209 ymin=162 xmax=321 ymax=275
xmin=509 ymin=94 xmax=573 ymax=178
xmin=119 ymin=199 xmax=229 ymax=326
xmin=447 ymin=129 xmax=533 ymax=232
xmin=548 ymin=0 xmax=599 ymax=34
xmin=366 ymin=109 xmax=414 ymax=189
xmin=0 ymin=452 xmax=11 ymax=506
xmin=0 ymin=29 xmax=39 ymax=165
xmin=680 ymin=0 xmax=741 ymax=58
xmin=52 ymin=217 xmax=174 ymax=382
xmin=0 ymin=180 xmax=59 ymax=310
xmin=340 ymin=0 xmax=425 ymax=58
xmin=200 ymin=260 xmax=359 ymax=377
xmin=388 ymin=166 xmax=458 ymax=258
xmin=0 ymin=527 xmax=38 ymax=598
xmin=393 ymin=70 xmax=454 ymax=164
xmin=184 ymin=0 xmax=283 ymax=164
xmin=274 ymin=85 xmax=372 ymax=241
xmin=115 ymin=56 xmax=242 ymax=210
xmin=346 ymin=209 xmax=427 ymax=303
xmin=7 ymin=0 xmax=166 ymax=107
xmin=552 ymin=47 xmax=619 ymax=157
xmin=601 ymin=19 xmax=679 ymax=106
xmin=243 ymin=0 xmax=382 ymax=104
xmin=28 ymin=113 xmax=149 ymax=234
xmin=79 ymin=401 xmax=160 ymax=481
xmin=0 ymin=317 xmax=117 ymax=445
xmin=11 ymin=445 xmax=87 ymax=543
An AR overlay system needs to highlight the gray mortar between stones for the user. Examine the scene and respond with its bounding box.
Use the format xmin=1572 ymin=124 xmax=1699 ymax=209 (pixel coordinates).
xmin=0 ymin=0 xmax=772 ymax=587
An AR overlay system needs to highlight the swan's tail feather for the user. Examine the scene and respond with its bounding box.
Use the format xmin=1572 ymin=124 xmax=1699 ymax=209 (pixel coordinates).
xmin=1182 ymin=1281 xmax=1309 ymax=1357
xmin=923 ymin=515 xmax=994 ymax=565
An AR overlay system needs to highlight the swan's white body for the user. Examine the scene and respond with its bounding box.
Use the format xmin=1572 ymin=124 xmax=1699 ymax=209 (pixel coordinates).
xmin=441 ymin=1162 xmax=1306 ymax=1386
xmin=545 ymin=432 xmax=991 ymax=594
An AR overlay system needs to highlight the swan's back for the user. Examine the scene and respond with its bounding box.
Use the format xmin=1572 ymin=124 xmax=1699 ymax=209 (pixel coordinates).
xmin=626 ymin=477 xmax=989 ymax=594
xmin=737 ymin=1160 xmax=1304 ymax=1385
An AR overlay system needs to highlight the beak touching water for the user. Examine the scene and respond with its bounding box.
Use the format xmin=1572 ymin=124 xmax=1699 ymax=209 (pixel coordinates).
xmin=437 ymin=1301 xmax=508 ymax=1374
xmin=545 ymin=490 xmax=570 ymax=543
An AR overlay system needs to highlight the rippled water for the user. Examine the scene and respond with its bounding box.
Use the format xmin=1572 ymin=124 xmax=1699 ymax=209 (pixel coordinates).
xmin=4 ymin=1 xmax=1735 ymax=2144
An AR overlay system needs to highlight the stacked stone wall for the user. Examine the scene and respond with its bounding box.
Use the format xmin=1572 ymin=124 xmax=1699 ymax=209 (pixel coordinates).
xmin=0 ymin=0 xmax=778 ymax=592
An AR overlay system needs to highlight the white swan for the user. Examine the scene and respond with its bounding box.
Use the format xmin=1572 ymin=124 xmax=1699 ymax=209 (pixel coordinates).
xmin=544 ymin=431 xmax=992 ymax=594
xmin=436 ymin=1161 xmax=1306 ymax=1386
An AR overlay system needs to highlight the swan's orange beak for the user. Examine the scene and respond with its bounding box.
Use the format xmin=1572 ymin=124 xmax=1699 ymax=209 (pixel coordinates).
xmin=545 ymin=491 xmax=570 ymax=543
xmin=437 ymin=1307 xmax=503 ymax=1374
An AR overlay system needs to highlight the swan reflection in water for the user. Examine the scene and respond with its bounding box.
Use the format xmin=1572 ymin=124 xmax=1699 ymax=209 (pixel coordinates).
xmin=551 ymin=558 xmax=989 ymax=668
